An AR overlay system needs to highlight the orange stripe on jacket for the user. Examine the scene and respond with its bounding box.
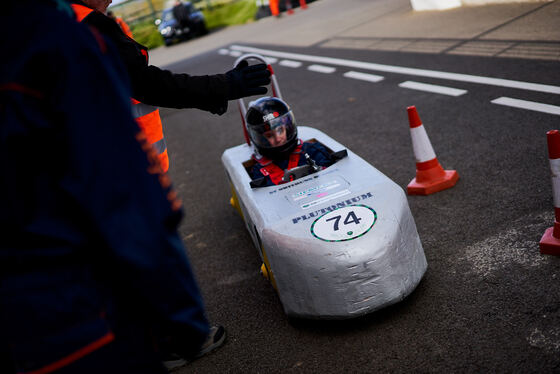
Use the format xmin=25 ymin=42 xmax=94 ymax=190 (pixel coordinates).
xmin=19 ymin=332 xmax=114 ymax=374
xmin=71 ymin=3 xmax=93 ymax=22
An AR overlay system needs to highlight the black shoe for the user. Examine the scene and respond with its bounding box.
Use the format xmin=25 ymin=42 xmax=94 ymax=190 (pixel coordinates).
xmin=162 ymin=352 xmax=186 ymax=371
xmin=192 ymin=325 xmax=226 ymax=359
xmin=162 ymin=325 xmax=226 ymax=371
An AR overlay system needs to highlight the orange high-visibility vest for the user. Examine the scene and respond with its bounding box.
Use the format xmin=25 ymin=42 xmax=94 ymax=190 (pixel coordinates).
xmin=71 ymin=3 xmax=169 ymax=172
xmin=116 ymin=17 xmax=133 ymax=38
xmin=130 ymin=98 xmax=169 ymax=171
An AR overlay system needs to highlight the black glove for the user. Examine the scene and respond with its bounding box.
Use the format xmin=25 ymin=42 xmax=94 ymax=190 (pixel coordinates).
xmin=225 ymin=60 xmax=271 ymax=100
xmin=210 ymin=103 xmax=228 ymax=115
xmin=206 ymin=101 xmax=228 ymax=115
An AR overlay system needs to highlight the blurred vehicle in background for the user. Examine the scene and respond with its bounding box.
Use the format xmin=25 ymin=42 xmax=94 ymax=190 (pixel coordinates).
xmin=155 ymin=1 xmax=207 ymax=46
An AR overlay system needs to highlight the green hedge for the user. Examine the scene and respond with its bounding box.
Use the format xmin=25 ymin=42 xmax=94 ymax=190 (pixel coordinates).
xmin=203 ymin=0 xmax=257 ymax=29
xmin=130 ymin=21 xmax=164 ymax=49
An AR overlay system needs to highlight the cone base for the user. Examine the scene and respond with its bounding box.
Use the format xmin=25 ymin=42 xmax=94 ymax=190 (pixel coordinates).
xmin=539 ymin=227 xmax=560 ymax=256
xmin=407 ymin=170 xmax=459 ymax=195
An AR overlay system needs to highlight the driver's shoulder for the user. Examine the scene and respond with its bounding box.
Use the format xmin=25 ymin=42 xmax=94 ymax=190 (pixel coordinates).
xmin=301 ymin=140 xmax=326 ymax=154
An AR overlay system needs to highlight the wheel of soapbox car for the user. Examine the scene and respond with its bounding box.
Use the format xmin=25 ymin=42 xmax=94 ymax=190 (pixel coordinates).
xmin=221 ymin=53 xmax=427 ymax=319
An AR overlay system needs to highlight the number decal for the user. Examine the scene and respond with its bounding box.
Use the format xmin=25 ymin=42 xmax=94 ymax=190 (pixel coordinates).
xmin=326 ymin=215 xmax=341 ymax=231
xmin=324 ymin=212 xmax=363 ymax=231
xmin=343 ymin=211 xmax=362 ymax=226
xmin=311 ymin=205 xmax=377 ymax=242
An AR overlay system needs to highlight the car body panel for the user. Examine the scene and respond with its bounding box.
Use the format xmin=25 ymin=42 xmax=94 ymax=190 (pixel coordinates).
xmin=222 ymin=126 xmax=427 ymax=319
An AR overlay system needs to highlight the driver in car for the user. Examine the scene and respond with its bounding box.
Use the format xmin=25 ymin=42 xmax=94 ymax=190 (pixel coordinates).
xmin=246 ymin=97 xmax=333 ymax=186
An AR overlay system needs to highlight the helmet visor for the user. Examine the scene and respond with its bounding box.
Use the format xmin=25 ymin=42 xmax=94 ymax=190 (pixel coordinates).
xmin=248 ymin=111 xmax=296 ymax=150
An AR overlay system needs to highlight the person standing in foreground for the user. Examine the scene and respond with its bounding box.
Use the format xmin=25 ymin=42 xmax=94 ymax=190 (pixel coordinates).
xmin=0 ymin=1 xmax=222 ymax=372
xmin=70 ymin=0 xmax=271 ymax=173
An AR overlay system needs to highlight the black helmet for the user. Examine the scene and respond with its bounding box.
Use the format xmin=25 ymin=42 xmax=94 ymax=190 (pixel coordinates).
xmin=246 ymin=97 xmax=298 ymax=160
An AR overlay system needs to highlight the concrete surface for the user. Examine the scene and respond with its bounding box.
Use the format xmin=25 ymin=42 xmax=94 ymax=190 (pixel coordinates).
xmin=150 ymin=0 xmax=560 ymax=67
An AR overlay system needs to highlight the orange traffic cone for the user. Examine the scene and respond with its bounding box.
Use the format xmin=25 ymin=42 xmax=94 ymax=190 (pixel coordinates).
xmin=406 ymin=106 xmax=459 ymax=195
xmin=299 ymin=0 xmax=308 ymax=9
xmin=539 ymin=130 xmax=560 ymax=256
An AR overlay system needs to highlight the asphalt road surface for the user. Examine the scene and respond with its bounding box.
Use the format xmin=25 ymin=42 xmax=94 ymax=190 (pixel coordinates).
xmin=154 ymin=1 xmax=560 ymax=372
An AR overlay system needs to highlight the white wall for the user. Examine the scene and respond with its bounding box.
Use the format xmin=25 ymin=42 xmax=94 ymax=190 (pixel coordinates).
xmin=462 ymin=0 xmax=551 ymax=3
xmin=410 ymin=0 xmax=461 ymax=11
xmin=411 ymin=0 xmax=552 ymax=11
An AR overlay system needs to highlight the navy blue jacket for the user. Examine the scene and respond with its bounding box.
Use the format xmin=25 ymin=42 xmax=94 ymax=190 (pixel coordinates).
xmin=250 ymin=141 xmax=333 ymax=186
xmin=0 ymin=1 xmax=208 ymax=372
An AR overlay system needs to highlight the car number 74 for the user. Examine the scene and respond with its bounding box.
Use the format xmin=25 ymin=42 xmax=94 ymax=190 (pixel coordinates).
xmin=325 ymin=211 xmax=362 ymax=231
xmin=311 ymin=205 xmax=377 ymax=242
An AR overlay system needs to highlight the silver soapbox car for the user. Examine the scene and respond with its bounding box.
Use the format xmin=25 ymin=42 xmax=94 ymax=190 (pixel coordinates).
xmin=222 ymin=54 xmax=427 ymax=319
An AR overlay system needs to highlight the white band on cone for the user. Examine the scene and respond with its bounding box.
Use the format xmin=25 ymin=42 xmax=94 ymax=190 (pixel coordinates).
xmin=410 ymin=125 xmax=436 ymax=163
xmin=550 ymin=158 xmax=560 ymax=176
xmin=550 ymin=158 xmax=560 ymax=208
xmin=552 ymin=177 xmax=560 ymax=208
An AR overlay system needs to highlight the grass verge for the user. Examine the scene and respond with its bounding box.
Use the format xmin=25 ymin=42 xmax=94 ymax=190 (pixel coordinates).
xmin=203 ymin=0 xmax=257 ymax=29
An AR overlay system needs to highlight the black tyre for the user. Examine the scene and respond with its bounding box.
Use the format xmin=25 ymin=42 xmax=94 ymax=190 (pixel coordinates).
xmin=198 ymin=22 xmax=208 ymax=36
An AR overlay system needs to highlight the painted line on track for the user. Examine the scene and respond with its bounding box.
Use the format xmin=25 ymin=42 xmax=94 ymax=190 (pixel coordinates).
xmin=491 ymin=97 xmax=560 ymax=116
xmin=399 ymin=81 xmax=467 ymax=96
xmin=230 ymin=45 xmax=560 ymax=95
xmin=279 ymin=60 xmax=303 ymax=68
xmin=308 ymin=64 xmax=336 ymax=74
xmin=343 ymin=71 xmax=384 ymax=83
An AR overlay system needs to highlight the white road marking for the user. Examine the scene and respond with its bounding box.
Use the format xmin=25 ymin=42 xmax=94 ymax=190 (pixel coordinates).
xmin=491 ymin=97 xmax=560 ymax=116
xmin=399 ymin=81 xmax=467 ymax=96
xmin=264 ymin=57 xmax=278 ymax=64
xmin=230 ymin=45 xmax=560 ymax=95
xmin=308 ymin=64 xmax=336 ymax=74
xmin=279 ymin=60 xmax=303 ymax=68
xmin=218 ymin=49 xmax=230 ymax=55
xmin=343 ymin=71 xmax=384 ymax=83
xmin=229 ymin=50 xmax=242 ymax=57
